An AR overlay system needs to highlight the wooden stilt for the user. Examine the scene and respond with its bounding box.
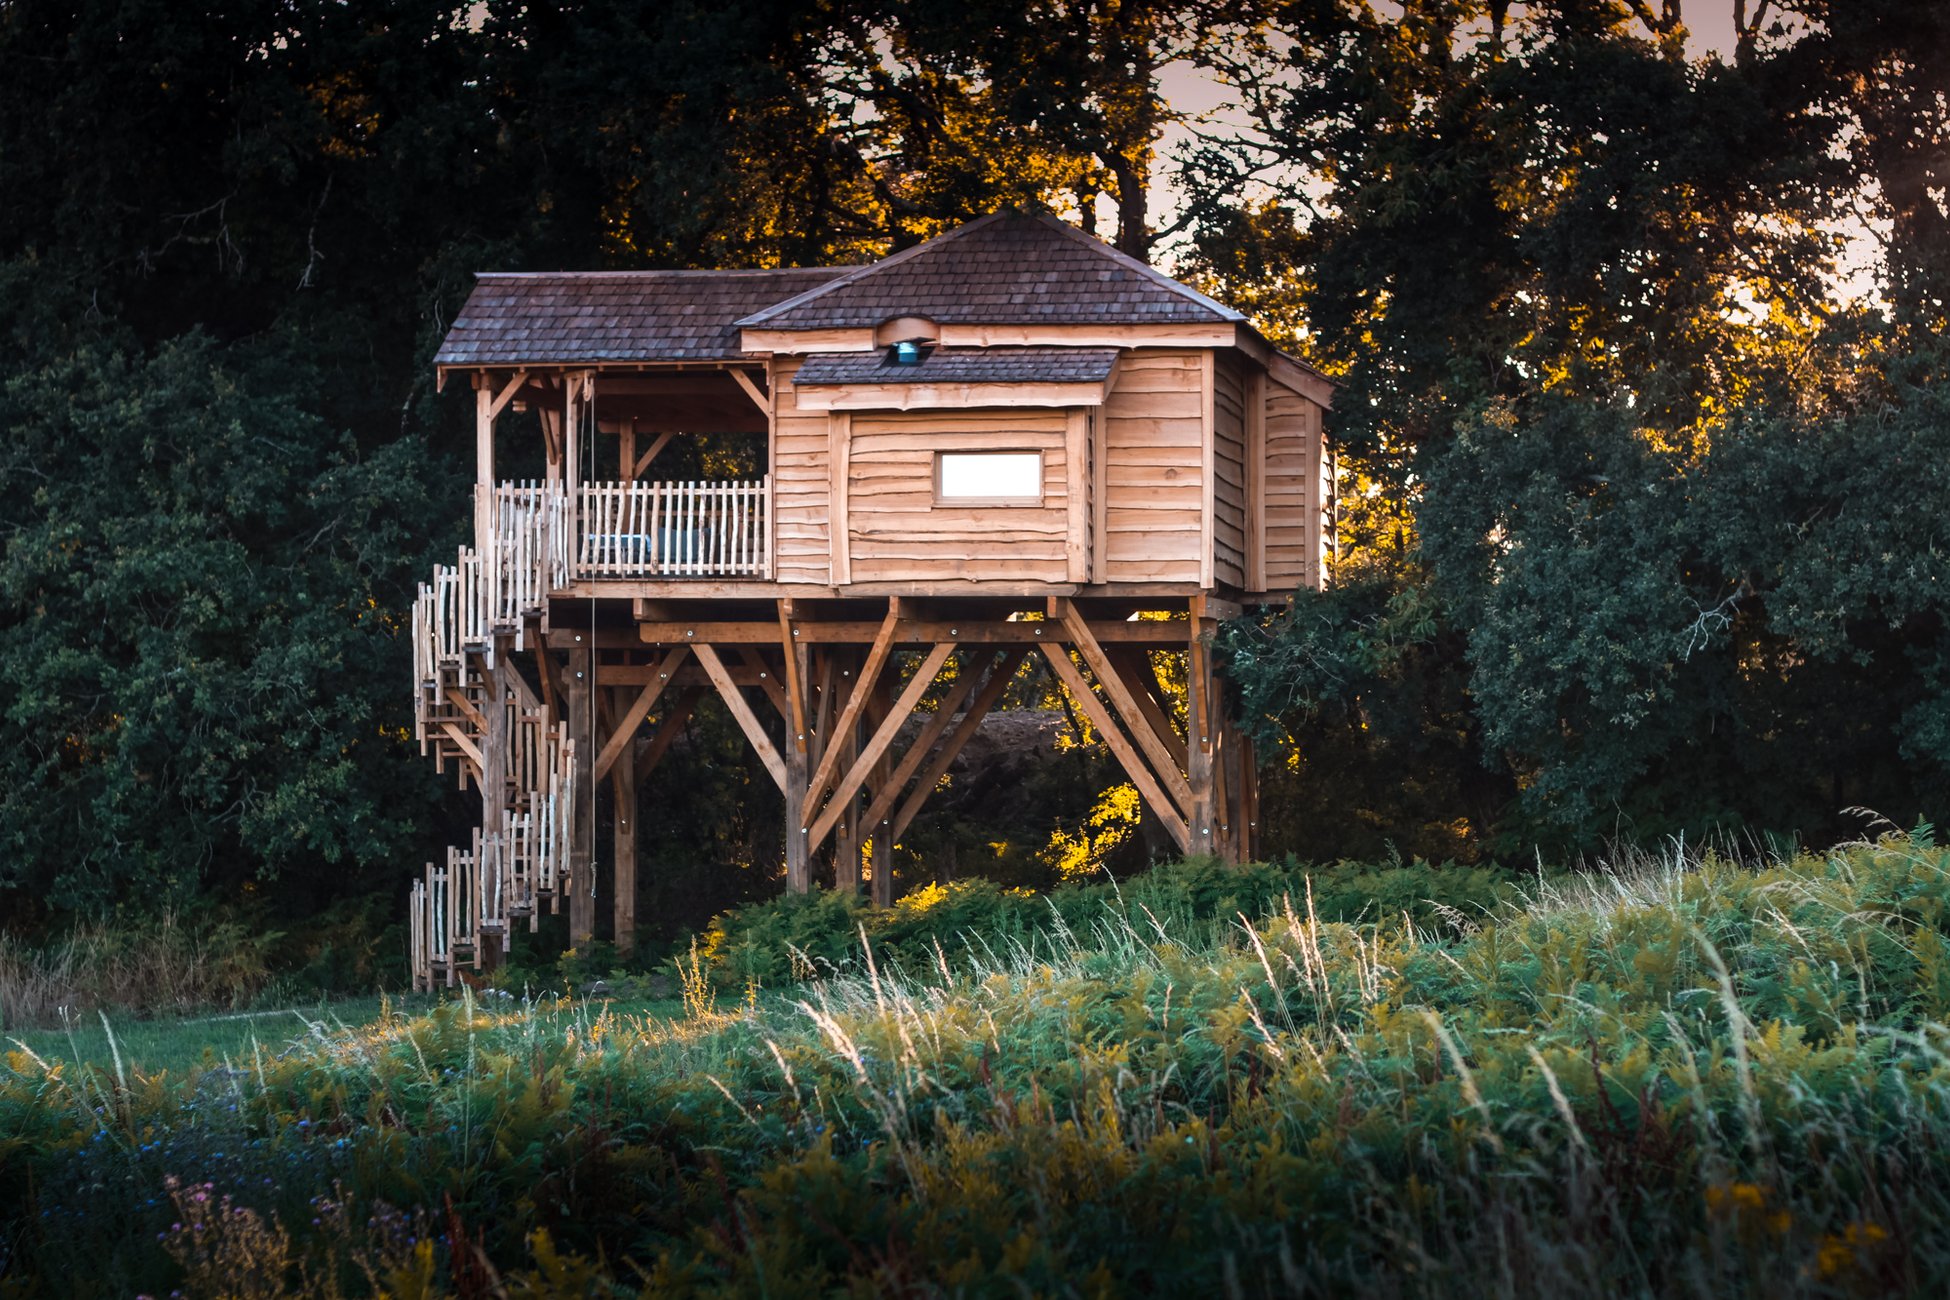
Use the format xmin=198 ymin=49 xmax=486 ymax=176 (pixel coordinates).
xmin=635 ymin=688 xmax=700 ymax=781
xmin=869 ymin=666 xmax=895 ymax=907
xmin=781 ymin=603 xmax=812 ymax=893
xmin=612 ymin=741 xmax=636 ymax=952
xmin=478 ymin=648 xmax=511 ymax=973
xmin=832 ymin=651 xmax=863 ymax=893
xmin=565 ymin=642 xmax=597 ymax=945
xmin=1186 ymin=624 xmax=1219 ymax=859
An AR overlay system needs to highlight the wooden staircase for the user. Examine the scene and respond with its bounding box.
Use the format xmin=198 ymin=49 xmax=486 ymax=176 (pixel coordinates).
xmin=406 ymin=485 xmax=577 ymax=990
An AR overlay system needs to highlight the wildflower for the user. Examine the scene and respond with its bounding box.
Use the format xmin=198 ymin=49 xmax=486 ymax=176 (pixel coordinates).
xmin=1814 ymin=1222 xmax=1889 ymax=1278
xmin=1705 ymin=1182 xmax=1770 ymax=1216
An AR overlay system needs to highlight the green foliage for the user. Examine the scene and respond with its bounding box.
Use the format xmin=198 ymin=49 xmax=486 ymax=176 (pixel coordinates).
xmin=9 ymin=838 xmax=1950 ymax=1294
xmin=1412 ymin=359 xmax=1950 ymax=842
xmin=696 ymin=854 xmax=1520 ymax=990
xmin=0 ymin=318 xmax=456 ymax=914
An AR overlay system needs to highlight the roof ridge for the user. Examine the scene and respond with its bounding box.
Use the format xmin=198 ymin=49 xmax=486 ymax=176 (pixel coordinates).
xmin=1024 ymin=211 xmax=1244 ymax=323
xmin=476 ymin=266 xmax=857 ymax=280
xmin=733 ymin=212 xmax=1016 ymax=327
xmin=732 ymin=210 xmax=1239 ymax=330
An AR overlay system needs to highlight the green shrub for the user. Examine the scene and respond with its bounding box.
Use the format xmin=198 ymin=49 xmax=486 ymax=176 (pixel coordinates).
xmin=12 ymin=835 xmax=1950 ymax=1296
xmin=695 ymin=854 xmax=1523 ymax=990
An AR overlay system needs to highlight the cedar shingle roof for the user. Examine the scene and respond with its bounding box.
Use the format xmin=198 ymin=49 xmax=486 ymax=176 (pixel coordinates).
xmin=739 ymin=210 xmax=1243 ymax=330
xmin=792 ymin=346 xmax=1119 ymax=387
xmin=433 ymin=267 xmax=851 ymax=367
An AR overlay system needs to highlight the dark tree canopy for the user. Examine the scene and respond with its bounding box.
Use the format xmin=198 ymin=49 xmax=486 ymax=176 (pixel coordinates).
xmin=1 ymin=0 xmax=1946 ymax=934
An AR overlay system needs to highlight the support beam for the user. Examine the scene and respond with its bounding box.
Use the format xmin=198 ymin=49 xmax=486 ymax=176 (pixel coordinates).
xmin=1055 ymin=600 xmax=1195 ymax=819
xmin=443 ymin=688 xmax=489 ymax=734
xmin=593 ymin=647 xmax=688 ymax=782
xmin=692 ymin=643 xmax=788 ymax=792
xmin=887 ymin=650 xmax=1026 ymax=843
xmin=638 ymin=618 xmax=1192 ymax=646
xmin=808 ymin=642 xmax=954 ymax=851
xmin=831 ymin=653 xmax=863 ymax=894
xmin=869 ymin=668 xmax=896 ymax=908
xmin=804 ymin=607 xmax=900 ymax=811
xmin=487 ymin=369 xmax=531 ymax=423
xmin=564 ymin=644 xmax=597 ymax=944
xmin=438 ymin=721 xmax=484 ymax=770
xmin=634 ymin=689 xmax=700 ymax=783
xmin=739 ymin=646 xmax=791 ymax=721
xmin=1107 ymin=647 xmax=1187 ymax=771
xmin=1185 ymin=627 xmax=1218 ymax=856
xmin=784 ymin=731 xmax=811 ymax=893
xmin=728 ymin=368 xmax=771 ymax=415
xmin=611 ymin=743 xmax=636 ymax=953
xmin=855 ymin=648 xmax=994 ymax=841
xmin=631 ymin=429 xmax=676 ymax=479
xmin=1040 ymin=644 xmax=1192 ymax=854
xmin=778 ymin=601 xmax=808 ymax=744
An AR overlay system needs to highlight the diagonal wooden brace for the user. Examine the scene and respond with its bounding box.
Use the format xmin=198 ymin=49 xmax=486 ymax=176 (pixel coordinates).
xmin=807 ymin=642 xmax=955 ymax=850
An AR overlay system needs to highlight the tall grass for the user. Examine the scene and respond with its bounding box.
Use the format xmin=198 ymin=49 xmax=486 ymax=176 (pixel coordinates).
xmin=7 ymin=835 xmax=1950 ymax=1295
xmin=0 ymin=913 xmax=279 ymax=1030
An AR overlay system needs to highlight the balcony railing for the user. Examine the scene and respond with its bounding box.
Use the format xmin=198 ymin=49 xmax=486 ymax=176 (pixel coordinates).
xmin=575 ymin=478 xmax=770 ymax=579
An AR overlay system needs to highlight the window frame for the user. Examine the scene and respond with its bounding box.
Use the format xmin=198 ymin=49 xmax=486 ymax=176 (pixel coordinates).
xmin=932 ymin=449 xmax=1046 ymax=507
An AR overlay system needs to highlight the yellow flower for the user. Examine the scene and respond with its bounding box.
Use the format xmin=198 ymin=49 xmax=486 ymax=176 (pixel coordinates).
xmin=1705 ymin=1182 xmax=1770 ymax=1216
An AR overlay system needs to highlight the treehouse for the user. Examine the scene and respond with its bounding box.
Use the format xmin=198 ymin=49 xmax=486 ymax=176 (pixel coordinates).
xmin=407 ymin=209 xmax=1335 ymax=989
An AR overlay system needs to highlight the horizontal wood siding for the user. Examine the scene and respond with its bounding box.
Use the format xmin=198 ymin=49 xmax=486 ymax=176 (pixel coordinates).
xmin=770 ymin=356 xmax=832 ymax=584
xmin=846 ymin=409 xmax=1071 ymax=584
xmin=1101 ymin=349 xmax=1205 ymax=583
xmin=1211 ymin=352 xmax=1248 ymax=589
xmin=1264 ymin=378 xmax=1328 ymax=592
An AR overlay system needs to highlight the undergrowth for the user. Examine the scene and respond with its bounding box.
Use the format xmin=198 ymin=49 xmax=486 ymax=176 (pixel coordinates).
xmin=0 ymin=898 xmax=397 ymax=1031
xmin=5 ymin=835 xmax=1950 ymax=1295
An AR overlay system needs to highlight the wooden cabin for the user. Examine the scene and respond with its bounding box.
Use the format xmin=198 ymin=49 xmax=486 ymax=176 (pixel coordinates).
xmin=407 ymin=210 xmax=1333 ymax=988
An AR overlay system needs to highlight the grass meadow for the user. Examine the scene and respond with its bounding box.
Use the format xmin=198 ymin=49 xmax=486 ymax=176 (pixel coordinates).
xmin=7 ymin=836 xmax=1950 ymax=1295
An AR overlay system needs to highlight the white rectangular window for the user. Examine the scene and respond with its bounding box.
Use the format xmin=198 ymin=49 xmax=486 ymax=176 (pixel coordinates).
xmin=936 ymin=451 xmax=1042 ymax=503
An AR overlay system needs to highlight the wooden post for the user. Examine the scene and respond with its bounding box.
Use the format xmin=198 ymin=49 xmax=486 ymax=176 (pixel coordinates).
xmin=478 ymin=647 xmax=510 ymax=972
xmin=781 ymin=602 xmax=811 ymax=893
xmin=832 ymin=651 xmax=862 ymax=893
xmin=611 ymin=740 xmax=636 ymax=954
xmin=785 ymin=732 xmax=811 ymax=893
xmin=868 ymin=666 xmax=895 ymax=908
xmin=565 ymin=642 xmax=597 ymax=944
xmin=1186 ymin=616 xmax=1219 ymax=858
xmin=475 ymin=383 xmax=495 ymax=556
xmin=1232 ymin=719 xmax=1258 ymax=863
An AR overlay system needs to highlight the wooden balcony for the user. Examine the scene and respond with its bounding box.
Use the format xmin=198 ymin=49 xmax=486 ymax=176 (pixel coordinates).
xmin=574 ymin=478 xmax=770 ymax=580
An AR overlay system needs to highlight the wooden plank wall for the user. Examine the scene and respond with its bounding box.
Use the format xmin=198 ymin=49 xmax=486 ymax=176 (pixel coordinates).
xmin=1263 ymin=377 xmax=1328 ymax=591
xmin=770 ymin=356 xmax=833 ymax=584
xmin=846 ymin=409 xmax=1072 ymax=583
xmin=1101 ymin=349 xmax=1205 ymax=584
xmin=1210 ymin=353 xmax=1248 ymax=589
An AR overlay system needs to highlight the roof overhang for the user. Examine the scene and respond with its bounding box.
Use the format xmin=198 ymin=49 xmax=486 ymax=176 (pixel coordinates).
xmin=792 ymin=379 xmax=1112 ymax=412
xmin=744 ymin=321 xmax=1240 ymax=355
